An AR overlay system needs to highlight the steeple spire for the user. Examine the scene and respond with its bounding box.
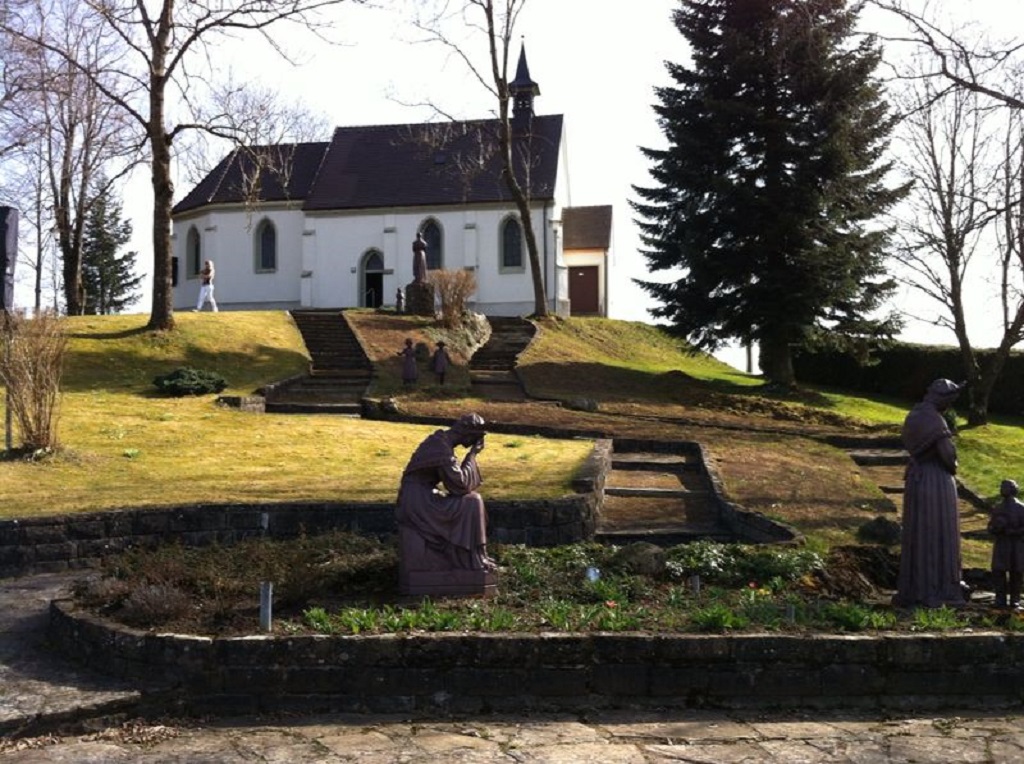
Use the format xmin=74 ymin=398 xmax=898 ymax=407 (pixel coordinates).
xmin=508 ymin=41 xmax=540 ymax=124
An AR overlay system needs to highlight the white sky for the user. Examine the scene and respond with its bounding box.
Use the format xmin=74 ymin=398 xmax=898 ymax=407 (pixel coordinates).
xmin=22 ymin=0 xmax=1024 ymax=371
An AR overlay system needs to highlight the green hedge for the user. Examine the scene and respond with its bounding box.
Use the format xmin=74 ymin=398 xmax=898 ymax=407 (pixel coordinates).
xmin=792 ymin=343 xmax=1024 ymax=416
xmin=153 ymin=366 xmax=228 ymax=397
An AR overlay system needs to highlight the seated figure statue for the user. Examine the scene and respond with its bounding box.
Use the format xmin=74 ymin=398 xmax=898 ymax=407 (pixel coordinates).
xmin=396 ymin=413 xmax=497 ymax=596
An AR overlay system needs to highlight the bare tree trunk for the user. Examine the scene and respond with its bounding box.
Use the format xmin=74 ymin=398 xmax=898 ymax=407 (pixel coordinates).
xmin=148 ymin=91 xmax=175 ymax=331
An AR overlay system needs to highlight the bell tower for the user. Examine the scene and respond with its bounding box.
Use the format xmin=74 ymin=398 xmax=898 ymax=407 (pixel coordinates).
xmin=508 ymin=43 xmax=540 ymax=128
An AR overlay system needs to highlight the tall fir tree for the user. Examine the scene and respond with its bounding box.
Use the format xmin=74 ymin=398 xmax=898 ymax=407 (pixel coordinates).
xmin=81 ymin=183 xmax=143 ymax=315
xmin=633 ymin=0 xmax=908 ymax=385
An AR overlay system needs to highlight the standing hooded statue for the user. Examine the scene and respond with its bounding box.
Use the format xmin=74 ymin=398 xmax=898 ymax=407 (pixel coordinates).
xmin=893 ymin=378 xmax=966 ymax=608
xmin=396 ymin=413 xmax=495 ymax=574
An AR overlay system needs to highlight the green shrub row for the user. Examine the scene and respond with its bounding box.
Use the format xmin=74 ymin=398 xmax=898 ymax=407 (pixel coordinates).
xmin=793 ymin=342 xmax=1024 ymax=415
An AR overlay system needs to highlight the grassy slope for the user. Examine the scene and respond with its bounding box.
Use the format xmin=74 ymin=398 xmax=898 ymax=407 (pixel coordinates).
xmin=5 ymin=310 xmax=1021 ymax=570
xmin=512 ymin=317 xmax=1024 ymax=566
xmin=0 ymin=312 xmax=589 ymax=518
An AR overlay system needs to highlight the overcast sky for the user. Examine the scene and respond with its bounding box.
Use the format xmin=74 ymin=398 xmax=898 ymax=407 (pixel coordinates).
xmin=33 ymin=0 xmax=1024 ymax=370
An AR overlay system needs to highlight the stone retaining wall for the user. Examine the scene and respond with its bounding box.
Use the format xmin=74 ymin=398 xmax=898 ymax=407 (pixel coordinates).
xmin=0 ymin=493 xmax=601 ymax=578
xmin=0 ymin=437 xmax=610 ymax=578
xmin=0 ymin=433 xmax=809 ymax=577
xmin=48 ymin=599 xmax=1024 ymax=714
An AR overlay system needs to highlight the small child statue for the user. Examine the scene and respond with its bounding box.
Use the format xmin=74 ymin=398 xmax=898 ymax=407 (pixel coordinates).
xmin=989 ymin=479 xmax=1024 ymax=608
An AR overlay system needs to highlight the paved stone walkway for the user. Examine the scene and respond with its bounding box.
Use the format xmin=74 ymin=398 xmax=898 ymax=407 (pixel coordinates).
xmin=4 ymin=572 xmax=1024 ymax=762
xmin=4 ymin=708 xmax=1024 ymax=761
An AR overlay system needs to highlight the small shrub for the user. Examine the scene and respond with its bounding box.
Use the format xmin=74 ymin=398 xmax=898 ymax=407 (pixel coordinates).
xmin=428 ymin=268 xmax=477 ymax=328
xmin=303 ymin=606 xmax=335 ymax=634
xmin=910 ymin=605 xmax=966 ymax=631
xmin=735 ymin=546 xmax=825 ymax=584
xmin=118 ymin=583 xmax=192 ymax=627
xmin=0 ymin=310 xmax=67 ymax=452
xmin=821 ymin=601 xmax=896 ymax=631
xmin=738 ymin=585 xmax=783 ymax=628
xmin=665 ymin=540 xmax=738 ymax=582
xmin=73 ymin=576 xmax=132 ymax=610
xmin=152 ymin=366 xmax=227 ymax=396
xmin=690 ymin=603 xmax=750 ymax=632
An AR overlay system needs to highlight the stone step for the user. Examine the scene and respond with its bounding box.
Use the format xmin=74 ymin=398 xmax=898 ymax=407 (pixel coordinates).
xmin=611 ymin=453 xmax=701 ymax=470
xmin=848 ymin=449 xmax=908 ymax=466
xmin=604 ymin=487 xmax=711 ymax=499
xmin=595 ymin=529 xmax=735 ymax=547
xmin=468 ymin=317 xmax=536 ymax=374
xmin=470 ymin=370 xmax=518 ymax=383
xmin=265 ymin=401 xmax=362 ymax=415
xmin=307 ymin=362 xmax=372 ymax=372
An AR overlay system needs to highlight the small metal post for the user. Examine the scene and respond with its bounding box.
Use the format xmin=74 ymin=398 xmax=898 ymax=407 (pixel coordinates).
xmin=259 ymin=581 xmax=273 ymax=632
xmin=690 ymin=574 xmax=701 ymax=597
xmin=785 ymin=603 xmax=796 ymax=624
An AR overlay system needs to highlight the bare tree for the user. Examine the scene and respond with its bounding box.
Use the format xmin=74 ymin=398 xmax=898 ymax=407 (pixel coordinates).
xmin=893 ymin=64 xmax=1024 ymax=424
xmin=180 ymin=78 xmax=331 ymax=218
xmin=0 ymin=28 xmax=34 ymax=161
xmin=2 ymin=0 xmax=362 ymax=331
xmin=407 ymin=0 xmax=549 ymax=317
xmin=1 ymin=0 xmax=138 ymax=316
xmin=871 ymin=1 xmax=1024 ymax=110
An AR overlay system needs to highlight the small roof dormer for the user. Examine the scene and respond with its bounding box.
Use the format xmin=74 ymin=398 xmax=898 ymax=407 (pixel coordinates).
xmin=509 ymin=43 xmax=540 ymax=126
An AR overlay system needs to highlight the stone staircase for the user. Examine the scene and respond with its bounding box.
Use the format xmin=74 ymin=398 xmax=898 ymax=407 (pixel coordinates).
xmin=264 ymin=310 xmax=372 ymax=415
xmin=847 ymin=443 xmax=982 ymax=518
xmin=469 ymin=316 xmax=536 ymax=400
xmin=596 ymin=448 xmax=735 ymax=546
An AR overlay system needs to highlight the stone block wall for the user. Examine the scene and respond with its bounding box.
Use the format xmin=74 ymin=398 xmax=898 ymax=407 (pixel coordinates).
xmin=0 ymin=493 xmax=602 ymax=578
xmin=48 ymin=600 xmax=1024 ymax=714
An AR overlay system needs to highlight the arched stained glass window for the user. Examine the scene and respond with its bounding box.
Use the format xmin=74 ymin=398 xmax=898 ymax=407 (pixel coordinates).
xmin=187 ymin=226 xmax=201 ymax=276
xmin=420 ymin=219 xmax=443 ymax=270
xmin=501 ymin=217 xmax=523 ymax=270
xmin=256 ymin=219 xmax=277 ymax=272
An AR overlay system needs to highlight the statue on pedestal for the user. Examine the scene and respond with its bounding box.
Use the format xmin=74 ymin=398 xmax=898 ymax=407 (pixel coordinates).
xmin=893 ymin=378 xmax=966 ymax=608
xmin=412 ymin=232 xmax=428 ymax=284
xmin=405 ymin=232 xmax=436 ymax=316
xmin=989 ymin=479 xmax=1024 ymax=609
xmin=396 ymin=413 xmax=497 ymax=596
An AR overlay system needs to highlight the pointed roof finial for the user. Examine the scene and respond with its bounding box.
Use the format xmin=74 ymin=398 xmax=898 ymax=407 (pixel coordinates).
xmin=509 ymin=41 xmax=540 ymax=97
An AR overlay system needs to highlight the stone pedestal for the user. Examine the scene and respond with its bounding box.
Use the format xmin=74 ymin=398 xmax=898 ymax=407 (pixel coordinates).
xmin=401 ymin=568 xmax=497 ymax=598
xmin=404 ymin=281 xmax=436 ymax=317
xmin=398 ymin=525 xmax=497 ymax=598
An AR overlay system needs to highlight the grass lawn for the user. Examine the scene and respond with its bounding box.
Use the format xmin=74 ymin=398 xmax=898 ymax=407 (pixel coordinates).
xmin=0 ymin=312 xmax=590 ymax=518
xmin=2 ymin=309 xmax=1022 ymax=572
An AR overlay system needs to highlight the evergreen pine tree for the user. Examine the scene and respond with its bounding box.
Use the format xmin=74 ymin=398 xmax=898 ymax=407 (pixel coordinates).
xmin=81 ymin=183 xmax=143 ymax=315
xmin=633 ymin=0 xmax=908 ymax=385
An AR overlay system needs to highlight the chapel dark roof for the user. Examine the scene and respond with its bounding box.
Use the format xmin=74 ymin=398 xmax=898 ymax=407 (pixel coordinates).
xmin=173 ymin=142 xmax=329 ymax=214
xmin=563 ymin=205 xmax=613 ymax=250
xmin=173 ymin=115 xmax=564 ymax=216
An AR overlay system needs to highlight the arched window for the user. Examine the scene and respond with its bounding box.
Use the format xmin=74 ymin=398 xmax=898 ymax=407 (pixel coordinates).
xmin=255 ymin=218 xmax=277 ymax=272
xmin=501 ymin=216 xmax=524 ymax=271
xmin=186 ymin=226 xmax=201 ymax=276
xmin=420 ymin=219 xmax=443 ymax=270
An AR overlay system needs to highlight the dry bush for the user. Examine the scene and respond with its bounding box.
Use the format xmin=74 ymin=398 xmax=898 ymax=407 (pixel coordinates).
xmin=118 ymin=584 xmax=192 ymax=628
xmin=428 ymin=268 xmax=478 ymax=328
xmin=0 ymin=310 xmax=67 ymax=452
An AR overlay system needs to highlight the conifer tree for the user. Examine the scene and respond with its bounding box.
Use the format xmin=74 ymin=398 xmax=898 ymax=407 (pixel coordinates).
xmin=81 ymin=184 xmax=143 ymax=315
xmin=633 ymin=0 xmax=908 ymax=385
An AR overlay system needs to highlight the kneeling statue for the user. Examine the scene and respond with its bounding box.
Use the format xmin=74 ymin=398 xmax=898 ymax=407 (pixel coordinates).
xmin=396 ymin=413 xmax=497 ymax=595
